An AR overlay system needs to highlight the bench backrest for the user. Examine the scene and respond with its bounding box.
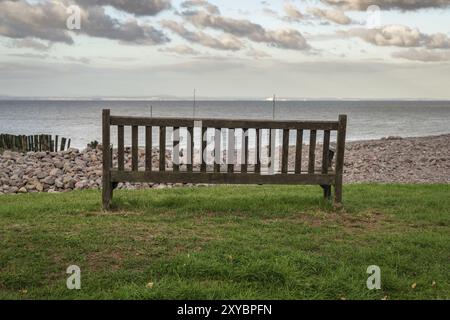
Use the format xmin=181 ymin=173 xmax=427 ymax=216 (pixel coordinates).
xmin=102 ymin=110 xmax=346 ymax=191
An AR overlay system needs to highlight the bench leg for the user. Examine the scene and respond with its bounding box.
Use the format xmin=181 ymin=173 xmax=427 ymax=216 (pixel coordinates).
xmin=322 ymin=185 xmax=332 ymax=201
xmin=102 ymin=174 xmax=112 ymax=211
xmin=334 ymin=178 xmax=343 ymax=205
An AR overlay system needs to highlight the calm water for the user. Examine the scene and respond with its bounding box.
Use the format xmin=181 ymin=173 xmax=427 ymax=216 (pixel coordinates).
xmin=1 ymin=100 xmax=450 ymax=149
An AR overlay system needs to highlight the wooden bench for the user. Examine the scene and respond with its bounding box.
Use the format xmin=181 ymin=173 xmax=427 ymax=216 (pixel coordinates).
xmin=102 ymin=109 xmax=347 ymax=210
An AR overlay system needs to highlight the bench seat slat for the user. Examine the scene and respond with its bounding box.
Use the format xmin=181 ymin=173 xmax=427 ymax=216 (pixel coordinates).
xmin=111 ymin=170 xmax=335 ymax=185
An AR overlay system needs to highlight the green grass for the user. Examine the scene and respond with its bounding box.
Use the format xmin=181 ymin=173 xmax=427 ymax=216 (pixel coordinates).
xmin=0 ymin=184 xmax=449 ymax=300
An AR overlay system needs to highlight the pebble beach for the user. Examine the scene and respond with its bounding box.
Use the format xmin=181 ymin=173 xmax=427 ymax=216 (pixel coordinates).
xmin=0 ymin=134 xmax=449 ymax=194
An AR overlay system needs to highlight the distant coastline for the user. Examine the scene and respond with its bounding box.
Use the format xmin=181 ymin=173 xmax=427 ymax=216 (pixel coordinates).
xmin=1 ymin=100 xmax=450 ymax=149
xmin=2 ymin=96 xmax=450 ymax=102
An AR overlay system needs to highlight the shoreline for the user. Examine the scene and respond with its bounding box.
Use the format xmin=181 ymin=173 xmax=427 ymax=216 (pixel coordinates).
xmin=0 ymin=134 xmax=449 ymax=194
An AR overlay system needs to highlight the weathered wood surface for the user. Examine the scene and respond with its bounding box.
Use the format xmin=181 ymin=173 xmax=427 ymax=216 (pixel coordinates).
xmin=110 ymin=116 xmax=339 ymax=130
xmin=111 ymin=170 xmax=335 ymax=185
xmin=102 ymin=109 xmax=112 ymax=210
xmin=308 ymin=130 xmax=317 ymax=174
xmin=0 ymin=133 xmax=71 ymax=152
xmin=103 ymin=109 xmax=347 ymax=209
xmin=145 ymin=126 xmax=152 ymax=172
xmin=334 ymin=115 xmax=347 ymax=204
xmin=159 ymin=126 xmax=166 ymax=172
xmin=117 ymin=125 xmax=124 ymax=171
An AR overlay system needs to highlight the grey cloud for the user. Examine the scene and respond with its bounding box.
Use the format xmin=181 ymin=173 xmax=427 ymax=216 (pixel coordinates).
xmin=183 ymin=11 xmax=310 ymax=50
xmin=7 ymin=53 xmax=50 ymax=59
xmin=161 ymin=20 xmax=243 ymax=51
xmin=0 ymin=0 xmax=169 ymax=45
xmin=11 ymin=38 xmax=53 ymax=51
xmin=63 ymin=56 xmax=91 ymax=64
xmin=159 ymin=44 xmax=200 ymax=55
xmin=392 ymin=49 xmax=450 ymax=62
xmin=0 ymin=1 xmax=74 ymax=44
xmin=246 ymin=48 xmax=271 ymax=59
xmin=74 ymin=0 xmax=171 ymax=16
xmin=283 ymin=3 xmax=304 ymax=22
xmin=180 ymin=0 xmax=220 ymax=15
xmin=7 ymin=52 xmax=90 ymax=64
xmin=80 ymin=6 xmax=169 ymax=45
xmin=321 ymin=0 xmax=450 ymax=11
xmin=342 ymin=25 xmax=450 ymax=49
xmin=307 ymin=7 xmax=352 ymax=25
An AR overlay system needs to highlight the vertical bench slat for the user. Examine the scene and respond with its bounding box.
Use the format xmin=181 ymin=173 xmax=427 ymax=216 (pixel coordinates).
xmin=145 ymin=126 xmax=152 ymax=172
xmin=173 ymin=127 xmax=180 ymax=172
xmin=102 ymin=109 xmax=111 ymax=210
xmin=268 ymin=129 xmax=272 ymax=170
xmin=132 ymin=125 xmax=138 ymax=171
xmin=201 ymin=127 xmax=207 ymax=172
xmin=308 ymin=130 xmax=317 ymax=174
xmin=159 ymin=126 xmax=166 ymax=172
xmin=118 ymin=125 xmax=124 ymax=171
xmin=322 ymin=129 xmax=332 ymax=200
xmin=322 ymin=130 xmax=331 ymax=174
xmin=241 ymin=128 xmax=248 ymax=173
xmin=214 ymin=128 xmax=221 ymax=173
xmin=335 ymin=115 xmax=347 ymax=204
xmin=295 ymin=129 xmax=303 ymax=174
xmin=187 ymin=127 xmax=194 ymax=172
xmin=228 ymin=128 xmax=235 ymax=173
xmin=282 ymin=129 xmax=289 ymax=174
xmin=255 ymin=128 xmax=261 ymax=174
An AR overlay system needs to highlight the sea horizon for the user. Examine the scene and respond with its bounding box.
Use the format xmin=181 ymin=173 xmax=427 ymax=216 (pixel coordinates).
xmin=1 ymin=99 xmax=450 ymax=149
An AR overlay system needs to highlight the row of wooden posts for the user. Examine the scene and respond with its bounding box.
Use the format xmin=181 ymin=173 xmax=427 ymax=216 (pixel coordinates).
xmin=0 ymin=134 xmax=71 ymax=152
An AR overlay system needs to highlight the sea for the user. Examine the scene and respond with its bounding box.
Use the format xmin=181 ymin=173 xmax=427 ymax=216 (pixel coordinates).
xmin=1 ymin=100 xmax=449 ymax=149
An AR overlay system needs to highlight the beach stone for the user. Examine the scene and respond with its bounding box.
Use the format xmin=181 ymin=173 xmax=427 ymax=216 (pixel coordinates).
xmin=55 ymin=179 xmax=64 ymax=188
xmin=35 ymin=183 xmax=44 ymax=192
xmin=65 ymin=181 xmax=75 ymax=189
xmin=1 ymin=134 xmax=449 ymax=193
xmin=18 ymin=187 xmax=27 ymax=193
xmin=42 ymin=176 xmax=56 ymax=185
xmin=36 ymin=171 xmax=47 ymax=179
xmin=50 ymin=168 xmax=62 ymax=176
xmin=74 ymin=181 xmax=86 ymax=189
xmin=9 ymin=186 xmax=19 ymax=193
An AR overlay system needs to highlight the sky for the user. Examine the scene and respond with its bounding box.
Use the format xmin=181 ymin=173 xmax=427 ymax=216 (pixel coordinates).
xmin=0 ymin=0 xmax=450 ymax=99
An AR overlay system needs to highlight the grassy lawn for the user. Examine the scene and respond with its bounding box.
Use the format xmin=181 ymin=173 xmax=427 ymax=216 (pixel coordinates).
xmin=0 ymin=184 xmax=449 ymax=300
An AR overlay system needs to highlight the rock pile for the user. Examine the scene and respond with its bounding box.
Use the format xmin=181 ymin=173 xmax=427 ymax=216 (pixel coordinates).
xmin=0 ymin=134 xmax=449 ymax=194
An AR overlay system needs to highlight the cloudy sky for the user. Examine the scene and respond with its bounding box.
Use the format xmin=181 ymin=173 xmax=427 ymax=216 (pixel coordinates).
xmin=1 ymin=0 xmax=450 ymax=99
